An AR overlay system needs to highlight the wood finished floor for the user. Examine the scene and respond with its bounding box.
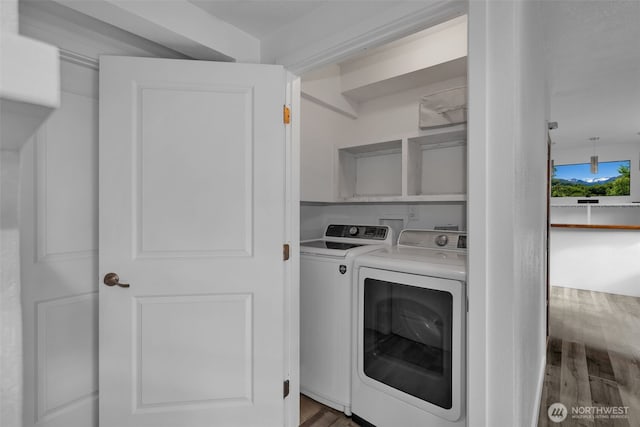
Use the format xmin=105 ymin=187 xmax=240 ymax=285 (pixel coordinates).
xmin=299 ymin=395 xmax=360 ymax=427
xmin=538 ymin=287 xmax=640 ymax=427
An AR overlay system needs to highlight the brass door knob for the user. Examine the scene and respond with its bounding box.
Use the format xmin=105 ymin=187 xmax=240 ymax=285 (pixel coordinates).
xmin=103 ymin=272 xmax=130 ymax=288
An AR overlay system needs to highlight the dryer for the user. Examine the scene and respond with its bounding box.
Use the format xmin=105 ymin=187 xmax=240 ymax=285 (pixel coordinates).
xmin=300 ymin=224 xmax=393 ymax=415
xmin=351 ymin=229 xmax=467 ymax=427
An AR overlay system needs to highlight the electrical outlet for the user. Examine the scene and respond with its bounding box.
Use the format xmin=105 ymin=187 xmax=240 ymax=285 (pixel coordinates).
xmin=408 ymin=205 xmax=418 ymax=219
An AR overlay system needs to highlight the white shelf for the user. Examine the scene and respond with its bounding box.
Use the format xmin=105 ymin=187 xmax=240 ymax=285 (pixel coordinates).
xmin=336 ymin=124 xmax=467 ymax=203
xmin=337 ymin=194 xmax=467 ymax=203
xmin=338 ymin=139 xmax=402 ymax=199
xmin=405 ymin=194 xmax=467 ymax=202
xmin=407 ymin=133 xmax=466 ymax=197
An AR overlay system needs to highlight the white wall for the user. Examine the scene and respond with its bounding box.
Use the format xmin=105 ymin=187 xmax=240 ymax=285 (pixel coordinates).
xmin=301 ymin=65 xmax=358 ymax=118
xmin=512 ymin=2 xmax=549 ymax=424
xmin=1 ymin=151 xmax=19 ymax=229
xmin=552 ymin=141 xmax=640 ymax=204
xmin=0 ymin=0 xmax=19 ymax=33
xmin=550 ymin=228 xmax=640 ymax=297
xmin=300 ymin=98 xmax=353 ymax=202
xmin=1 ymin=149 xmax=23 ymax=427
xmin=345 ymin=76 xmax=466 ymax=144
xmin=467 ymin=1 xmax=548 ymax=427
xmin=339 ymin=15 xmax=467 ymax=99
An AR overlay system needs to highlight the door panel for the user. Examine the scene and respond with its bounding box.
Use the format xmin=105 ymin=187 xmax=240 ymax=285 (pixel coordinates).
xmin=137 ymin=85 xmax=253 ymax=256
xmin=37 ymin=91 xmax=97 ymax=260
xmin=99 ymin=56 xmax=286 ymax=427
xmin=37 ymin=293 xmax=97 ymax=415
xmin=20 ymin=60 xmax=99 ymax=427
xmin=135 ymin=294 xmax=252 ymax=408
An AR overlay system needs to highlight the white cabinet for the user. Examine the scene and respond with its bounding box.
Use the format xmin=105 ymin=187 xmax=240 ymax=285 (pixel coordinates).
xmin=551 ymin=204 xmax=640 ymax=225
xmin=336 ymin=124 xmax=467 ymax=202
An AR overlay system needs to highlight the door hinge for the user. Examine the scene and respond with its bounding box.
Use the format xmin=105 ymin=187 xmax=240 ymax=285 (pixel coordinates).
xmin=283 ymin=105 xmax=291 ymax=124
xmin=283 ymin=243 xmax=290 ymax=261
xmin=283 ymin=379 xmax=290 ymax=398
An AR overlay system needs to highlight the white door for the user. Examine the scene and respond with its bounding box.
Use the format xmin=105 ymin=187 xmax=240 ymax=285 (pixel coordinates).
xmin=99 ymin=56 xmax=288 ymax=427
xmin=20 ymin=59 xmax=99 ymax=427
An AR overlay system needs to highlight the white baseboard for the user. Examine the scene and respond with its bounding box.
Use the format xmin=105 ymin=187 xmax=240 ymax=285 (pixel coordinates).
xmin=531 ymin=349 xmax=547 ymax=427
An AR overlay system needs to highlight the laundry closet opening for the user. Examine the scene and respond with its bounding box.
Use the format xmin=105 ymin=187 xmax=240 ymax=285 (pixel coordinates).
xmin=298 ymin=14 xmax=469 ymax=427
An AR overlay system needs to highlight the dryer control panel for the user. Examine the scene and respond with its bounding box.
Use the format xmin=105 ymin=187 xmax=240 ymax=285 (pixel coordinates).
xmin=325 ymin=224 xmax=389 ymax=240
xmin=398 ymin=229 xmax=467 ymax=252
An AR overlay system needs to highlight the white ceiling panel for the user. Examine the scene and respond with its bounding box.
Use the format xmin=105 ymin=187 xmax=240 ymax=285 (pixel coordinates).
xmin=189 ymin=0 xmax=327 ymax=39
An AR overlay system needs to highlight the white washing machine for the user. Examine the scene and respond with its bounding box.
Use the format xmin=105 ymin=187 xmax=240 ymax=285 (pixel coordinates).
xmin=351 ymin=229 xmax=467 ymax=427
xmin=300 ymin=224 xmax=394 ymax=415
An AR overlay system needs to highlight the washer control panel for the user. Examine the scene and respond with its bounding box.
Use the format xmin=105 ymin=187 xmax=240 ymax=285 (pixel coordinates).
xmin=325 ymin=224 xmax=389 ymax=240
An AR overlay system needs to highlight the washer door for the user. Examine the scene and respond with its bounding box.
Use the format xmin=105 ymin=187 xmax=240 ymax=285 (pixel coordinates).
xmin=356 ymin=267 xmax=465 ymax=421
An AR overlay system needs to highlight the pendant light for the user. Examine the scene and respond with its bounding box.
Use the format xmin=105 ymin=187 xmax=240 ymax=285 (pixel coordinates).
xmin=589 ymin=136 xmax=599 ymax=174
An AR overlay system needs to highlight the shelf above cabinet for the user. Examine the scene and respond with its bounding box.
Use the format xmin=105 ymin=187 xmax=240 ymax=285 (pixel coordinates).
xmin=407 ymin=133 xmax=466 ymax=197
xmin=338 ymin=140 xmax=403 ymax=199
xmin=336 ymin=124 xmax=467 ymax=203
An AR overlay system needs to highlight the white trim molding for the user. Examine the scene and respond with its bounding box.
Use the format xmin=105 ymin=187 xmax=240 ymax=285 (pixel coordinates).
xmin=59 ymin=49 xmax=98 ymax=70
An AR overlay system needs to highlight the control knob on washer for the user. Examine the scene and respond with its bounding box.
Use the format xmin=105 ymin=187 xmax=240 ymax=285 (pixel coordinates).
xmin=435 ymin=234 xmax=449 ymax=247
xmin=348 ymin=226 xmax=359 ymax=236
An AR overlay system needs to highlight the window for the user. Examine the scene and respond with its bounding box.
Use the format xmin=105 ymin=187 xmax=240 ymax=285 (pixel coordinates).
xmin=551 ymin=160 xmax=630 ymax=197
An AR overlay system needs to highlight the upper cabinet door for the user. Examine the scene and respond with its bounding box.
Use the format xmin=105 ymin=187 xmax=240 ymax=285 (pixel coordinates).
xmin=99 ymin=56 xmax=287 ymax=427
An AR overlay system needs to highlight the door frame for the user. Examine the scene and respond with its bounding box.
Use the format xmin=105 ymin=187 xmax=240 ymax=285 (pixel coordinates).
xmin=284 ymin=73 xmax=301 ymax=427
xmin=546 ymin=132 xmax=552 ymax=338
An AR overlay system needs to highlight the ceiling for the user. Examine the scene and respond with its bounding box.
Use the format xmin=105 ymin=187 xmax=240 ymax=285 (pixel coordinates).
xmin=189 ymin=1 xmax=327 ymax=39
xmin=188 ymin=0 xmax=436 ymax=65
xmin=543 ymin=0 xmax=640 ymax=149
